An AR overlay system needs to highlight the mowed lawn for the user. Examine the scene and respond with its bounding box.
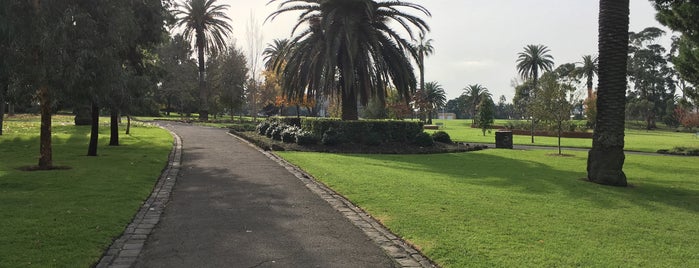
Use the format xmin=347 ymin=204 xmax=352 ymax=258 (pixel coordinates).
xmin=278 ymin=150 xmax=699 ymax=267
xmin=430 ymin=119 xmax=699 ymax=153
xmin=0 ymin=115 xmax=172 ymax=267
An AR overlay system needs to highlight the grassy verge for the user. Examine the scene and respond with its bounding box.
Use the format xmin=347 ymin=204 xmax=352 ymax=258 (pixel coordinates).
xmin=431 ymin=119 xmax=699 ymax=153
xmin=0 ymin=115 xmax=172 ymax=267
xmin=278 ymin=150 xmax=699 ymax=267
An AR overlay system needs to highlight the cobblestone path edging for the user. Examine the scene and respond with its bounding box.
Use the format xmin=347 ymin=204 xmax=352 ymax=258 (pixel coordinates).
xmin=229 ymin=133 xmax=437 ymax=268
xmin=95 ymin=127 xmax=182 ymax=268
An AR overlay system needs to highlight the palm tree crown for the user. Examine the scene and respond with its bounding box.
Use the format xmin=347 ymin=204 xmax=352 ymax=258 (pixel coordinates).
xmin=516 ymin=44 xmax=555 ymax=89
xmin=173 ymin=0 xmax=232 ymax=121
xmin=267 ymin=0 xmax=431 ymax=120
xmin=263 ymin=38 xmax=291 ymax=72
xmin=415 ymin=33 xmax=435 ymax=91
xmin=462 ymin=84 xmax=491 ymax=123
xmin=576 ymin=55 xmax=599 ymax=99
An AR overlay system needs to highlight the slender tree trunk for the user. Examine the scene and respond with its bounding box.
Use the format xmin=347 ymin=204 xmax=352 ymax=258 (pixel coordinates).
xmin=196 ymin=30 xmax=208 ymax=121
xmin=296 ymin=104 xmax=301 ymax=119
xmin=109 ymin=109 xmax=119 ymax=146
xmin=8 ymin=103 xmax=14 ymax=116
xmin=531 ymin=119 xmax=535 ymax=143
xmin=587 ymin=0 xmax=629 ymax=187
xmin=558 ymin=121 xmax=562 ymax=155
xmin=126 ymin=115 xmax=131 ymax=135
xmin=38 ymin=85 xmax=53 ymax=169
xmin=87 ymin=102 xmax=99 ymax=156
xmin=0 ymin=90 xmax=5 ymax=136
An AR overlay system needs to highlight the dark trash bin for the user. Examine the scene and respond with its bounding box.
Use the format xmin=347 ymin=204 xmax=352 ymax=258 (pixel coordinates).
xmin=495 ymin=131 xmax=513 ymax=149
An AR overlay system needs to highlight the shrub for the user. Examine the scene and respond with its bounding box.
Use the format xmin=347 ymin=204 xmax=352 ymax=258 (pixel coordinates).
xmin=363 ymin=132 xmax=383 ymax=146
xmin=432 ymin=131 xmax=452 ymax=144
xmin=301 ymin=118 xmax=422 ymax=144
xmin=322 ymin=128 xmax=344 ymax=146
xmin=281 ymin=126 xmax=300 ymax=143
xmin=271 ymin=124 xmax=286 ymax=141
xmin=265 ymin=122 xmax=279 ymax=138
xmin=269 ymin=116 xmax=302 ymax=127
xmin=296 ymin=131 xmax=320 ymax=146
xmin=413 ymin=132 xmax=434 ymax=147
xmin=257 ymin=121 xmax=271 ymax=135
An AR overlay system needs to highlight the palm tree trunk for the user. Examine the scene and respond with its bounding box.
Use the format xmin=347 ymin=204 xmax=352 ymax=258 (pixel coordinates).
xmin=87 ymin=102 xmax=99 ymax=156
xmin=587 ymin=0 xmax=629 ymax=187
xmin=341 ymin=88 xmax=359 ymax=121
xmin=196 ymin=30 xmax=208 ymax=121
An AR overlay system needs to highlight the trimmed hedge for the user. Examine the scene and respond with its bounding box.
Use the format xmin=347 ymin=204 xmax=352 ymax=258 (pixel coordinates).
xmin=268 ymin=116 xmax=302 ymax=127
xmin=301 ymin=118 xmax=423 ymax=145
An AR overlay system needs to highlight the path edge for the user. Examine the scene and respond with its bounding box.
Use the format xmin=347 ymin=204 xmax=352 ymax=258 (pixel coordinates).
xmin=228 ymin=132 xmax=438 ymax=268
xmin=94 ymin=126 xmax=183 ymax=268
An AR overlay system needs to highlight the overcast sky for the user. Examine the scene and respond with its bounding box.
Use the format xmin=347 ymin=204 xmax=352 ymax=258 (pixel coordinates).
xmin=219 ymin=0 xmax=672 ymax=102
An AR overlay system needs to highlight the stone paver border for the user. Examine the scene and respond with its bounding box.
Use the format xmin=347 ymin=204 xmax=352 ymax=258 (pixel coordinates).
xmin=95 ymin=127 xmax=182 ymax=268
xmin=229 ymin=132 xmax=438 ymax=268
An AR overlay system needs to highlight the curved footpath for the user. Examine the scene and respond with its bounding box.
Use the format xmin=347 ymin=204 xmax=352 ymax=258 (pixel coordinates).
xmin=96 ymin=122 xmax=433 ymax=268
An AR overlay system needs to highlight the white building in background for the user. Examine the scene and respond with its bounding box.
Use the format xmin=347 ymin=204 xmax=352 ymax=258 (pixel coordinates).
xmin=438 ymin=113 xmax=456 ymax=120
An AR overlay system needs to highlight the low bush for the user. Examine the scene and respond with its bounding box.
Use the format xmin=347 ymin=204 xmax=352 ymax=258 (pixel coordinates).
xmin=363 ymin=132 xmax=383 ymax=146
xmin=296 ymin=131 xmax=320 ymax=146
xmin=271 ymin=124 xmax=286 ymax=141
xmin=431 ymin=131 xmax=452 ymax=144
xmin=257 ymin=121 xmax=271 ymax=135
xmin=322 ymin=128 xmax=345 ymax=146
xmin=413 ymin=132 xmax=434 ymax=147
xmin=301 ymin=118 xmax=423 ymax=144
xmin=282 ymin=126 xmax=300 ymax=143
xmin=265 ymin=122 xmax=279 ymax=138
xmin=269 ymin=116 xmax=302 ymax=127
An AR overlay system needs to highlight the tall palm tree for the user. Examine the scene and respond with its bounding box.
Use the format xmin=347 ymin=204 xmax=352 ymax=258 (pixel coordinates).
xmin=415 ymin=33 xmax=435 ymax=92
xmin=516 ymin=44 xmax=555 ymax=89
xmin=423 ymin=81 xmax=446 ymax=124
xmin=587 ymin=0 xmax=629 ymax=187
xmin=268 ymin=0 xmax=431 ymax=121
xmin=462 ymin=84 xmax=491 ymax=125
xmin=174 ymin=0 xmax=232 ymax=121
xmin=262 ymin=38 xmax=291 ymax=72
xmin=576 ymin=55 xmax=599 ymax=99
xmin=516 ymin=44 xmax=554 ymax=143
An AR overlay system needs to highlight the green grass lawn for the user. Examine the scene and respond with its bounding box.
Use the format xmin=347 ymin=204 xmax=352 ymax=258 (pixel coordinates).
xmin=278 ymin=150 xmax=699 ymax=267
xmin=431 ymin=119 xmax=699 ymax=153
xmin=0 ymin=115 xmax=172 ymax=267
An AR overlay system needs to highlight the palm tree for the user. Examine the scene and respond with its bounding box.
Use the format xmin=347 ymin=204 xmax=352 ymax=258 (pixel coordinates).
xmin=268 ymin=0 xmax=431 ymax=121
xmin=462 ymin=84 xmax=491 ymax=125
xmin=516 ymin=44 xmax=554 ymax=143
xmin=415 ymin=33 xmax=435 ymax=92
xmin=423 ymin=81 xmax=446 ymax=124
xmin=174 ymin=0 xmax=233 ymax=121
xmin=587 ymin=0 xmax=629 ymax=187
xmin=262 ymin=38 xmax=291 ymax=72
xmin=576 ymin=55 xmax=599 ymax=99
xmin=516 ymin=44 xmax=555 ymax=89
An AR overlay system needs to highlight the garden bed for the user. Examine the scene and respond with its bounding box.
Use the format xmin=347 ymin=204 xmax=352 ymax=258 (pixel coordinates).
xmin=232 ymin=130 xmax=488 ymax=154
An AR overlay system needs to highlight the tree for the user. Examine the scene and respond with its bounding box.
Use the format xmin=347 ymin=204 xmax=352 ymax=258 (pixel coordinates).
xmin=529 ymin=72 xmax=573 ymax=155
xmin=476 ymin=95 xmax=495 ymax=136
xmin=268 ymin=0 xmax=431 ymax=121
xmin=414 ymin=33 xmax=435 ymax=93
xmin=208 ymin=44 xmax=249 ymax=120
xmin=262 ymin=38 xmax=290 ymax=72
xmin=627 ymin=27 xmax=676 ymax=129
xmin=462 ymin=84 xmax=491 ymax=124
xmin=575 ymin=55 xmax=599 ymax=100
xmin=516 ymin=44 xmax=555 ymax=143
xmin=157 ymin=35 xmax=199 ymax=116
xmin=587 ymin=0 xmax=629 ymax=187
xmin=653 ymin=0 xmax=699 ymax=100
xmin=173 ymin=0 xmax=233 ymax=121
xmin=413 ymin=81 xmax=446 ymax=124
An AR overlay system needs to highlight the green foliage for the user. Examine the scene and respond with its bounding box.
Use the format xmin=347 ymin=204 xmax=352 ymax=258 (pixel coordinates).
xmin=295 ymin=131 xmax=320 ymax=146
xmin=0 ymin=115 xmax=171 ymax=267
xmin=413 ymin=132 xmax=434 ymax=147
xmin=256 ymin=121 xmax=271 ymax=135
xmin=321 ymin=128 xmax=344 ymax=146
xmin=279 ymin=150 xmax=699 ymax=268
xmin=476 ymin=96 xmax=495 ymax=136
xmin=269 ymin=116 xmax=302 ymax=127
xmin=431 ymin=131 xmax=452 ymax=144
xmin=270 ymin=124 xmax=286 ymax=141
xmin=281 ymin=125 xmax=300 ymax=143
xmin=301 ymin=118 xmax=424 ymax=144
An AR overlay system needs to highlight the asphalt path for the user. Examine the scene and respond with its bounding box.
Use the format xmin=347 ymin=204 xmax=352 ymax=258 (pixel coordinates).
xmin=134 ymin=122 xmax=397 ymax=268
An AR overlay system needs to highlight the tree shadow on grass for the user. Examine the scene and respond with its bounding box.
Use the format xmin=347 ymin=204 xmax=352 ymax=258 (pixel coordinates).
xmin=346 ymin=151 xmax=699 ymax=213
